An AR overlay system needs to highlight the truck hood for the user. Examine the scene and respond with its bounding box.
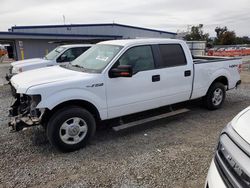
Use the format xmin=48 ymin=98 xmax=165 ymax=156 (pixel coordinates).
xmin=11 ymin=58 xmax=53 ymax=73
xmin=11 ymin=58 xmax=45 ymax=66
xmin=10 ymin=66 xmax=89 ymax=93
xmin=232 ymin=106 xmax=250 ymax=144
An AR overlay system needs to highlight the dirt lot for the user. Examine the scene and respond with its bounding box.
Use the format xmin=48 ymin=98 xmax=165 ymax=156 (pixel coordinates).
xmin=0 ymin=68 xmax=249 ymax=188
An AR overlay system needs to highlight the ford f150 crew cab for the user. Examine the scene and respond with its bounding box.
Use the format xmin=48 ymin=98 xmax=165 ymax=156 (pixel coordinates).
xmin=8 ymin=39 xmax=242 ymax=152
xmin=6 ymin=44 xmax=92 ymax=80
xmin=206 ymin=106 xmax=250 ymax=188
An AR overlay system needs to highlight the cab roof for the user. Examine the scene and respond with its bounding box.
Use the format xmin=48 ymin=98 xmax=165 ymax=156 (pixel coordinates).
xmin=60 ymin=44 xmax=93 ymax=48
xmin=99 ymin=38 xmax=184 ymax=47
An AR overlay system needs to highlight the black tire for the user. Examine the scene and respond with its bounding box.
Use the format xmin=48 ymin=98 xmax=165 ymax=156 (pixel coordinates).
xmin=47 ymin=106 xmax=96 ymax=152
xmin=203 ymin=82 xmax=226 ymax=110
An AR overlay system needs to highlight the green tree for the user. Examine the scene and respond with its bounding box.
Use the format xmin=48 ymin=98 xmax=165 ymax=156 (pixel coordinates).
xmin=184 ymin=24 xmax=209 ymax=41
xmin=214 ymin=26 xmax=236 ymax=45
xmin=235 ymin=36 xmax=250 ymax=44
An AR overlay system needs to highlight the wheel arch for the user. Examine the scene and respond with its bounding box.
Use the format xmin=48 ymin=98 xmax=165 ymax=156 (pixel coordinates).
xmin=212 ymin=76 xmax=228 ymax=87
xmin=207 ymin=76 xmax=229 ymax=94
xmin=41 ymin=99 xmax=101 ymax=127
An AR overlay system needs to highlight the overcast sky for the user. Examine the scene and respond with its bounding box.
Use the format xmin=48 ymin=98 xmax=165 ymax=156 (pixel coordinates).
xmin=1 ymin=0 xmax=249 ymax=37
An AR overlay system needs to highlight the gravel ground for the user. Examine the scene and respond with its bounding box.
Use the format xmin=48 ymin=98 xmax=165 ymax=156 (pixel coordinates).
xmin=0 ymin=69 xmax=249 ymax=188
xmin=0 ymin=63 xmax=9 ymax=86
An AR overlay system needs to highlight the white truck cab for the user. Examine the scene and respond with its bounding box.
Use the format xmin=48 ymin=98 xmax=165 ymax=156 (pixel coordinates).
xmin=6 ymin=44 xmax=92 ymax=80
xmin=8 ymin=39 xmax=242 ymax=152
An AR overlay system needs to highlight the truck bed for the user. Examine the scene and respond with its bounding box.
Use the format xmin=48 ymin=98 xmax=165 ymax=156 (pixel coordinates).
xmin=191 ymin=55 xmax=241 ymax=100
xmin=193 ymin=56 xmax=241 ymax=64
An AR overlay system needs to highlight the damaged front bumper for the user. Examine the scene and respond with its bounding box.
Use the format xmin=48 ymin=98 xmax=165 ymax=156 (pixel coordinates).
xmin=5 ymin=73 xmax=16 ymax=82
xmin=8 ymin=115 xmax=40 ymax=132
xmin=5 ymin=73 xmax=12 ymax=81
xmin=5 ymin=66 xmax=14 ymax=82
xmin=8 ymin=94 xmax=43 ymax=132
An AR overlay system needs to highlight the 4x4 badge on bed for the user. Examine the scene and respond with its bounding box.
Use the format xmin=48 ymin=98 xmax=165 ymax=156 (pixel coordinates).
xmin=229 ymin=64 xmax=237 ymax=68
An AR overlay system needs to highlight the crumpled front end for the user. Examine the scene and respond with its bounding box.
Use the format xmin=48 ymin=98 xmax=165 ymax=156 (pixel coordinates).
xmin=5 ymin=65 xmax=14 ymax=81
xmin=8 ymin=93 xmax=44 ymax=131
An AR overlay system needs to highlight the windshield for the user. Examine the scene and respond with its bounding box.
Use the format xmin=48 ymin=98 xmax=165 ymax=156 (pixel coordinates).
xmin=45 ymin=47 xmax=66 ymax=60
xmin=71 ymin=44 xmax=123 ymax=73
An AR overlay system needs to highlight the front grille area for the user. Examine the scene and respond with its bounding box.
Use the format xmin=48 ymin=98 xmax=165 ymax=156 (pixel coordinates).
xmin=215 ymin=134 xmax=250 ymax=188
xmin=214 ymin=156 xmax=234 ymax=188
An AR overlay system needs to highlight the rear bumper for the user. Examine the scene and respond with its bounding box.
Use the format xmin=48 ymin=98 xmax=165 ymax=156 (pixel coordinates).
xmin=205 ymin=159 xmax=226 ymax=188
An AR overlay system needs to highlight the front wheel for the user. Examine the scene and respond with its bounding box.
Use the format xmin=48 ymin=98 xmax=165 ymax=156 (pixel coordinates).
xmin=203 ymin=82 xmax=226 ymax=110
xmin=47 ymin=106 xmax=96 ymax=152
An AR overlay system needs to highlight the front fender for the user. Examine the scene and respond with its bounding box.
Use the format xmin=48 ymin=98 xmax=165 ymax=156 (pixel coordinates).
xmin=36 ymin=88 xmax=107 ymax=119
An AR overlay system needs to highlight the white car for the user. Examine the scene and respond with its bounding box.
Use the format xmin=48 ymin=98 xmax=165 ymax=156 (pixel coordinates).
xmin=6 ymin=44 xmax=92 ymax=80
xmin=9 ymin=38 xmax=242 ymax=152
xmin=206 ymin=106 xmax=250 ymax=188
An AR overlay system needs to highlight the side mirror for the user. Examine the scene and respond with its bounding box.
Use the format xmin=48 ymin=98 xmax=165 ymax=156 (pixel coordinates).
xmin=109 ymin=65 xmax=133 ymax=78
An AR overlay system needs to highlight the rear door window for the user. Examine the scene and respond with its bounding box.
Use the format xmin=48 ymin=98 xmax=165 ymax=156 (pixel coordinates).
xmin=158 ymin=44 xmax=187 ymax=68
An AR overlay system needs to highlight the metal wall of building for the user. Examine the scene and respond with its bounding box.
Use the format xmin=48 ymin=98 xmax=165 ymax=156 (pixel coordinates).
xmin=15 ymin=39 xmax=58 ymax=60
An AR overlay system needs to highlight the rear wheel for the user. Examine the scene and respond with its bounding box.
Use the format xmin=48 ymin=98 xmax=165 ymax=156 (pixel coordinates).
xmin=47 ymin=106 xmax=96 ymax=152
xmin=203 ymin=82 xmax=226 ymax=110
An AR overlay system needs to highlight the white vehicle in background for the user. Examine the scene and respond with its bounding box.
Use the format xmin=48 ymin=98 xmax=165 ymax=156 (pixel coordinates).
xmin=206 ymin=106 xmax=250 ymax=188
xmin=6 ymin=44 xmax=92 ymax=80
xmin=8 ymin=38 xmax=242 ymax=152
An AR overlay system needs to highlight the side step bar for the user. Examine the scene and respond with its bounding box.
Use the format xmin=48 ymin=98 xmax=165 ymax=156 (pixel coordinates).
xmin=112 ymin=108 xmax=190 ymax=131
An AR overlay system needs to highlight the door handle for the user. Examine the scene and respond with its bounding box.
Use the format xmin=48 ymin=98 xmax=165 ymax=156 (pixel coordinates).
xmin=184 ymin=70 xmax=191 ymax=77
xmin=152 ymin=75 xmax=160 ymax=82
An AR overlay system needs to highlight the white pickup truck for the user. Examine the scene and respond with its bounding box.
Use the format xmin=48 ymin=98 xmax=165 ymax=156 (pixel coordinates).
xmin=6 ymin=44 xmax=92 ymax=80
xmin=8 ymin=39 xmax=242 ymax=152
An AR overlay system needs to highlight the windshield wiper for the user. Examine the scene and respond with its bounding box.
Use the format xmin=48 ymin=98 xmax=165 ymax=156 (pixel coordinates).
xmin=71 ymin=64 xmax=82 ymax=68
xmin=70 ymin=64 xmax=87 ymax=71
